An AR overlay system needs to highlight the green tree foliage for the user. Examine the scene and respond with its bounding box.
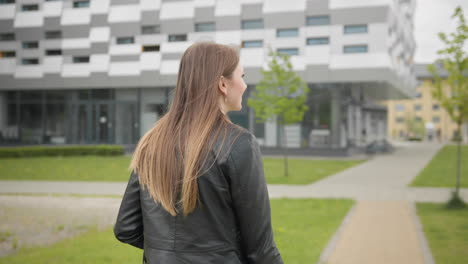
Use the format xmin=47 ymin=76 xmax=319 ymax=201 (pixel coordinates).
xmin=248 ymin=50 xmax=310 ymax=177
xmin=427 ymin=6 xmax=468 ymax=208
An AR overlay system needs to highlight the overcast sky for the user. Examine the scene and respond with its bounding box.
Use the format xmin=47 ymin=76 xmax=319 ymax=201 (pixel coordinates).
xmin=414 ymin=0 xmax=468 ymax=63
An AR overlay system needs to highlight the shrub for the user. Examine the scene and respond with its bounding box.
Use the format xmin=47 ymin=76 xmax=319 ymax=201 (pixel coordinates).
xmin=0 ymin=145 xmax=124 ymax=158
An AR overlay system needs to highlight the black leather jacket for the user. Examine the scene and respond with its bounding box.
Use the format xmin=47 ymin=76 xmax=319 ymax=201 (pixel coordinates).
xmin=114 ymin=126 xmax=283 ymax=264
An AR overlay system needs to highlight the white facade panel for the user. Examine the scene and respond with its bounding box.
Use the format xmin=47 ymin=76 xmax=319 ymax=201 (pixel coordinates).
xmin=0 ymin=5 xmax=15 ymax=20
xmin=330 ymin=0 xmax=391 ymax=9
xmin=61 ymin=38 xmax=91 ymax=49
xmin=194 ymin=0 xmax=215 ymax=7
xmin=91 ymin=0 xmax=110 ymax=14
xmin=263 ymin=0 xmax=306 ymax=13
xmin=43 ymin=2 xmax=62 ymax=17
xmin=160 ymin=60 xmax=179 ymax=75
xmin=160 ymin=1 xmax=194 ymax=20
xmin=140 ymin=53 xmax=162 ymax=71
xmin=189 ymin=32 xmax=216 ymax=42
xmin=290 ymin=56 xmax=306 ymax=71
xmin=241 ymin=29 xmax=266 ymax=40
xmin=61 ymin=8 xmax=91 ymax=25
xmin=108 ymin=5 xmax=140 ymax=23
xmin=43 ymin=57 xmax=63 ymax=73
xmin=215 ymin=0 xmax=241 ymax=16
xmin=90 ymin=54 xmax=110 ymax=72
xmin=109 ymin=62 xmax=140 ymax=76
xmin=14 ymin=12 xmax=43 ymax=28
xmin=160 ymin=42 xmax=193 ymax=54
xmin=140 ymin=0 xmax=161 ymax=11
xmin=15 ymin=65 xmax=43 ymax=78
xmin=0 ymin=59 xmax=16 ymax=74
xmin=240 ymin=48 xmax=265 ymax=68
xmin=62 ymin=64 xmax=91 ymax=77
xmin=330 ymin=53 xmax=392 ymax=69
xmin=303 ymin=26 xmax=331 ymax=38
xmin=90 ymin=27 xmax=110 ymax=43
xmin=109 ymin=44 xmax=140 ymax=55
xmin=305 ymin=46 xmax=330 ymax=64
xmin=138 ymin=35 xmax=167 ymax=45
xmin=215 ymin=31 xmax=241 ymax=45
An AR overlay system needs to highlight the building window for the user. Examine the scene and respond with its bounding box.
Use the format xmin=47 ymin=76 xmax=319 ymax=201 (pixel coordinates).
xmin=277 ymin=48 xmax=299 ymax=56
xmin=432 ymin=104 xmax=440 ymax=110
xmin=396 ymin=117 xmax=404 ymax=123
xmin=414 ymin=104 xmax=422 ymax=111
xmin=242 ymin=40 xmax=263 ymax=48
xmin=415 ymin=92 xmax=422 ymax=98
xmin=73 ymin=56 xmax=89 ymax=63
xmin=0 ymin=33 xmax=15 ymax=41
xmin=414 ymin=116 xmax=423 ymax=122
xmin=168 ymin=34 xmax=187 ymax=42
xmin=0 ymin=0 xmax=15 ymax=4
xmin=0 ymin=51 xmax=15 ymax=58
xmin=73 ymin=0 xmax=89 ymax=8
xmin=241 ymin=19 xmax=263 ymax=30
xmin=277 ymin=28 xmax=299 ymax=38
xmin=195 ymin=22 xmax=215 ymax=32
xmin=22 ymin=58 xmax=39 ymax=65
xmin=45 ymin=31 xmax=61 ymax=39
xmin=22 ymin=42 xmax=39 ymax=49
xmin=141 ymin=25 xmax=160 ymax=35
xmin=343 ymin=45 xmax=368 ymax=54
xmin=432 ymin=116 xmax=440 ymax=123
xmin=395 ymin=104 xmax=405 ymax=112
xmin=344 ymin=24 xmax=368 ymax=34
xmin=45 ymin=49 xmax=62 ymax=56
xmin=306 ymin=15 xmax=330 ymax=26
xmin=306 ymin=37 xmax=329 ymax=45
xmin=116 ymin=37 xmax=134 ymax=45
xmin=142 ymin=45 xmax=160 ymax=52
xmin=21 ymin=4 xmax=39 ymax=11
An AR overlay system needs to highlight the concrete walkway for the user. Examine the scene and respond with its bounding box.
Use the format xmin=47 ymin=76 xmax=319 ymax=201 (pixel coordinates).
xmin=1 ymin=142 xmax=467 ymax=264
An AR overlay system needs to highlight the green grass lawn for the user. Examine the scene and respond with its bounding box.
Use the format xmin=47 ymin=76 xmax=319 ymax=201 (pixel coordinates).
xmin=0 ymin=198 xmax=353 ymax=264
xmin=417 ymin=203 xmax=468 ymax=264
xmin=0 ymin=156 xmax=364 ymax=185
xmin=410 ymin=145 xmax=468 ymax=188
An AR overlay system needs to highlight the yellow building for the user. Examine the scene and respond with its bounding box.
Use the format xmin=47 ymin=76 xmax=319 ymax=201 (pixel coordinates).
xmin=385 ymin=64 xmax=466 ymax=142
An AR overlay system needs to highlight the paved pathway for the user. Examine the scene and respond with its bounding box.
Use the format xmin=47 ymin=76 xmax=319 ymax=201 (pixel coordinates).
xmin=1 ymin=142 xmax=467 ymax=264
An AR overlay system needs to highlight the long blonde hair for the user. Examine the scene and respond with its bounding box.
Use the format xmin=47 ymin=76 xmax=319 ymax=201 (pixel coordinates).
xmin=130 ymin=42 xmax=240 ymax=216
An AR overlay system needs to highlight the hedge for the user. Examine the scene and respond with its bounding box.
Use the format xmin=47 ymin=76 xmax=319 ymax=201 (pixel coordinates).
xmin=0 ymin=145 xmax=124 ymax=158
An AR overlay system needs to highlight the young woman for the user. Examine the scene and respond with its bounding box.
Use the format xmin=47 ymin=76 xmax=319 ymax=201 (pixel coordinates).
xmin=114 ymin=42 xmax=283 ymax=264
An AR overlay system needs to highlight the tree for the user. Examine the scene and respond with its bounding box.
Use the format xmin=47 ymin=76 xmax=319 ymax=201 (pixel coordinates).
xmin=405 ymin=114 xmax=425 ymax=140
xmin=427 ymin=6 xmax=468 ymax=208
xmin=248 ymin=50 xmax=309 ymax=177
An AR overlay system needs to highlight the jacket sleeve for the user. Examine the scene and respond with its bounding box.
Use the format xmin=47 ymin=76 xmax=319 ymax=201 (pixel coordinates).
xmin=226 ymin=132 xmax=283 ymax=264
xmin=114 ymin=171 xmax=144 ymax=249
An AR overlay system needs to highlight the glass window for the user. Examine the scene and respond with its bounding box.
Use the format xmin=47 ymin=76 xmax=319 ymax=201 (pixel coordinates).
xmin=241 ymin=19 xmax=263 ymax=30
xmin=21 ymin=4 xmax=38 ymax=11
xmin=396 ymin=117 xmax=404 ymax=123
xmin=142 ymin=45 xmax=160 ymax=52
xmin=0 ymin=51 xmax=15 ymax=58
xmin=277 ymin=28 xmax=299 ymax=38
xmin=73 ymin=0 xmax=89 ymax=8
xmin=168 ymin=34 xmax=187 ymax=42
xmin=414 ymin=104 xmax=422 ymax=111
xmin=343 ymin=45 xmax=368 ymax=53
xmin=141 ymin=25 xmax=160 ymax=35
xmin=20 ymin=104 xmax=43 ymax=144
xmin=432 ymin=104 xmax=440 ymax=110
xmin=344 ymin=24 xmax=368 ymax=34
xmin=432 ymin=116 xmax=440 ymax=123
xmin=414 ymin=116 xmax=422 ymax=122
xmin=277 ymin=48 xmax=299 ymax=56
xmin=22 ymin=42 xmax=39 ymax=49
xmin=242 ymin=40 xmax=263 ymax=48
xmin=22 ymin=58 xmax=39 ymax=65
xmin=306 ymin=15 xmax=330 ymax=26
xmin=45 ymin=49 xmax=62 ymax=56
xmin=45 ymin=31 xmax=61 ymax=39
xmin=0 ymin=0 xmax=15 ymax=4
xmin=116 ymin=37 xmax=134 ymax=45
xmin=395 ymin=104 xmax=405 ymax=112
xmin=46 ymin=90 xmax=66 ymax=101
xmin=73 ymin=56 xmax=89 ymax=63
xmin=0 ymin=33 xmax=14 ymax=41
xmin=254 ymin=120 xmax=265 ymax=138
xmin=306 ymin=37 xmax=329 ymax=45
xmin=195 ymin=22 xmax=215 ymax=32
xmin=415 ymin=92 xmax=422 ymax=98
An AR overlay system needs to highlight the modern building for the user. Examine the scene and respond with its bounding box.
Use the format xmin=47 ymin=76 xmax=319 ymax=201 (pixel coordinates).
xmin=385 ymin=64 xmax=468 ymax=142
xmin=0 ymin=0 xmax=416 ymax=152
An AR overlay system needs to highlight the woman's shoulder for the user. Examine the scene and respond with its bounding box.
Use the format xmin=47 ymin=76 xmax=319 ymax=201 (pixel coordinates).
xmin=213 ymin=123 xmax=259 ymax=162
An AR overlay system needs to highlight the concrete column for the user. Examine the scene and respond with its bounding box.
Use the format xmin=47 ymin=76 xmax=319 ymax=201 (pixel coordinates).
xmin=365 ymin=112 xmax=372 ymax=143
xmin=355 ymin=105 xmax=362 ymax=146
xmin=265 ymin=115 xmax=277 ymax=147
xmin=330 ymin=88 xmax=341 ymax=148
xmin=347 ymin=104 xmax=354 ymax=145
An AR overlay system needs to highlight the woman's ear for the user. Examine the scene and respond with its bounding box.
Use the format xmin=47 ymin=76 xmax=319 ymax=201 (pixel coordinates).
xmin=218 ymin=76 xmax=228 ymax=97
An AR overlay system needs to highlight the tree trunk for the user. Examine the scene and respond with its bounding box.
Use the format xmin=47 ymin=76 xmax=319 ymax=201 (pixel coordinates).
xmin=455 ymin=124 xmax=462 ymax=197
xmin=282 ymin=124 xmax=289 ymax=177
